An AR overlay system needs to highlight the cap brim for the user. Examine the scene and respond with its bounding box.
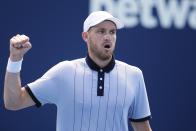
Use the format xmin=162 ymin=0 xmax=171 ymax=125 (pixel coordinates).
xmin=89 ymin=17 xmax=124 ymax=30
xmin=106 ymin=17 xmax=124 ymax=29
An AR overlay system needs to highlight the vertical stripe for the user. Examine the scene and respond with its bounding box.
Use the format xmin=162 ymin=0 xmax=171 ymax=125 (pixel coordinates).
xmin=80 ymin=62 xmax=86 ymax=131
xmin=120 ymin=65 xmax=128 ymax=130
xmin=103 ymin=72 xmax=111 ymax=131
xmin=73 ymin=63 xmax=77 ymax=131
xmin=88 ymin=70 xmax=93 ymax=131
xmin=112 ymin=65 xmax=119 ymax=131
xmin=96 ymin=96 xmax=101 ymax=131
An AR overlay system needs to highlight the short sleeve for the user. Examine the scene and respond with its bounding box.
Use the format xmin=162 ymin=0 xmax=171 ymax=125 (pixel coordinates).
xmin=26 ymin=62 xmax=66 ymax=107
xmin=128 ymin=70 xmax=151 ymax=122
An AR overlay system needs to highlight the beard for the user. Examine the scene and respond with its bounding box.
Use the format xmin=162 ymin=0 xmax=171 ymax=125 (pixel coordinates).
xmin=88 ymin=38 xmax=114 ymax=61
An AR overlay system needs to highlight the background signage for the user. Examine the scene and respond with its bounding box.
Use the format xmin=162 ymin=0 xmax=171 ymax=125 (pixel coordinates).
xmin=0 ymin=0 xmax=195 ymax=131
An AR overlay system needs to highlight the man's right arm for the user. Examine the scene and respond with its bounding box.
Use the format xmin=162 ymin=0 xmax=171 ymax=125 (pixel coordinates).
xmin=4 ymin=71 xmax=35 ymax=110
xmin=4 ymin=34 xmax=35 ymax=110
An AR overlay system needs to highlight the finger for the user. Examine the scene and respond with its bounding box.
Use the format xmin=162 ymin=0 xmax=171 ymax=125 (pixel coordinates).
xmin=10 ymin=36 xmax=18 ymax=43
xmin=10 ymin=37 xmax=17 ymax=44
xmin=12 ymin=37 xmax=22 ymax=48
xmin=23 ymin=42 xmax=32 ymax=49
xmin=15 ymin=35 xmax=28 ymax=47
xmin=10 ymin=39 xmax=19 ymax=49
xmin=17 ymin=35 xmax=26 ymax=47
xmin=10 ymin=38 xmax=19 ymax=48
xmin=13 ymin=43 xmax=21 ymax=48
xmin=21 ymin=34 xmax=29 ymax=41
xmin=13 ymin=36 xmax=20 ymax=43
xmin=20 ymin=35 xmax=29 ymax=44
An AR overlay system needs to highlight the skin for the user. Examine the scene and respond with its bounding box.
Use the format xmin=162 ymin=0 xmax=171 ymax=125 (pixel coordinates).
xmin=4 ymin=34 xmax=35 ymax=110
xmin=4 ymin=21 xmax=152 ymax=131
xmin=131 ymin=121 xmax=152 ymax=131
xmin=82 ymin=20 xmax=116 ymax=68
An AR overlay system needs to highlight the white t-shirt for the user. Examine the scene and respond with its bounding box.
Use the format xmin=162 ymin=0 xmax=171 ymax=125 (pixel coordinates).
xmin=26 ymin=56 xmax=151 ymax=131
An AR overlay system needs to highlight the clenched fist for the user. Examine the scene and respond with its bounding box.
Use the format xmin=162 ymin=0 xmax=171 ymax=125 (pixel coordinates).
xmin=9 ymin=34 xmax=32 ymax=61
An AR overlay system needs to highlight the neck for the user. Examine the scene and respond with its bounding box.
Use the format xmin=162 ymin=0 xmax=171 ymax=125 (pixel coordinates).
xmin=88 ymin=53 xmax=112 ymax=68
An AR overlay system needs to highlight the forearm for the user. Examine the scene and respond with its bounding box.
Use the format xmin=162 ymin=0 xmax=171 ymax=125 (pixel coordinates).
xmin=131 ymin=121 xmax=152 ymax=131
xmin=4 ymin=34 xmax=34 ymax=110
xmin=4 ymin=71 xmax=23 ymax=110
xmin=133 ymin=127 xmax=152 ymax=131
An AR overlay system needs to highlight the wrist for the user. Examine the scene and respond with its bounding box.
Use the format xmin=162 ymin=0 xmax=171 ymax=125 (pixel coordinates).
xmin=7 ymin=58 xmax=23 ymax=73
xmin=9 ymin=54 xmax=23 ymax=62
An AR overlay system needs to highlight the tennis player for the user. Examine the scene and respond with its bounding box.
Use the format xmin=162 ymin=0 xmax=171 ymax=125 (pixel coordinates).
xmin=4 ymin=11 xmax=152 ymax=131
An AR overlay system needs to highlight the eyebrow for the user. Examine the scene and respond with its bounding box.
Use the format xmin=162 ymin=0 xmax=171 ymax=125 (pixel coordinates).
xmin=96 ymin=27 xmax=116 ymax=31
xmin=88 ymin=25 xmax=116 ymax=32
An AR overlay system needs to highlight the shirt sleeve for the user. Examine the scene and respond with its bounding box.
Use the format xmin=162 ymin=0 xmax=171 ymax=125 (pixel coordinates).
xmin=26 ymin=62 xmax=66 ymax=107
xmin=128 ymin=70 xmax=151 ymax=122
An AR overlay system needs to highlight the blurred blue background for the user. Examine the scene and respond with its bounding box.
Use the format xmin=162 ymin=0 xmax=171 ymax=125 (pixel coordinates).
xmin=0 ymin=0 xmax=195 ymax=131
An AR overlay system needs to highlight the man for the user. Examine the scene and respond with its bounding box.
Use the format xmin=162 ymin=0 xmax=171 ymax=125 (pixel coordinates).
xmin=4 ymin=11 xmax=152 ymax=131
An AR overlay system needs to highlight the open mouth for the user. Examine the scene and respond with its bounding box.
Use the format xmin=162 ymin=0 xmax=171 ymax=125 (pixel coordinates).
xmin=104 ymin=44 xmax=111 ymax=49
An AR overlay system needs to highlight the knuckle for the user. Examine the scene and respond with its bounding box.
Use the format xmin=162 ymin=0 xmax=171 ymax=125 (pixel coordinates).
xmin=10 ymin=39 xmax=16 ymax=44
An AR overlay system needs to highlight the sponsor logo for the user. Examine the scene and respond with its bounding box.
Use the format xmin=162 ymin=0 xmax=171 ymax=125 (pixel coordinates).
xmin=89 ymin=0 xmax=196 ymax=29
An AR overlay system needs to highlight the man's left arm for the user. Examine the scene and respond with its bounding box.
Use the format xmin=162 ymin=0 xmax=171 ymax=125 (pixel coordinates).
xmin=131 ymin=120 xmax=152 ymax=131
xmin=129 ymin=69 xmax=152 ymax=131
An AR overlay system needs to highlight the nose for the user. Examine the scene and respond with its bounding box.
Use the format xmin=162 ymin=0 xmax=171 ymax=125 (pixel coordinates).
xmin=104 ymin=33 xmax=111 ymax=41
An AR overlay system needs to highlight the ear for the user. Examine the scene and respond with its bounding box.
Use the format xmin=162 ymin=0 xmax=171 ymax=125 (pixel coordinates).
xmin=82 ymin=32 xmax=88 ymax=42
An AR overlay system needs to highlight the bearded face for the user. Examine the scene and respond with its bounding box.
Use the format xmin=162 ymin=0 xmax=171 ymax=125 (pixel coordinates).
xmin=86 ymin=21 xmax=117 ymax=61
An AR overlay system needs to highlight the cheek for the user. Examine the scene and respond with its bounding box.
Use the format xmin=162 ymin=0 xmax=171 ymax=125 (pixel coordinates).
xmin=93 ymin=36 xmax=103 ymax=45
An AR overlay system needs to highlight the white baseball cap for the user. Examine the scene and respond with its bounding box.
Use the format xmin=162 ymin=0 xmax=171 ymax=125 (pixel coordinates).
xmin=83 ymin=11 xmax=124 ymax=32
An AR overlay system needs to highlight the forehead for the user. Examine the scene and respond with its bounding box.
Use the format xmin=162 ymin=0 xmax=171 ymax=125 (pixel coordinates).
xmin=93 ymin=20 xmax=117 ymax=29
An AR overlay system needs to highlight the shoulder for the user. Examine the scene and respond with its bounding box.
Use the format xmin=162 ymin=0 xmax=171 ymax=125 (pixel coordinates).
xmin=115 ymin=60 xmax=144 ymax=83
xmin=115 ymin=60 xmax=143 ymax=75
xmin=47 ymin=58 xmax=85 ymax=75
xmin=56 ymin=58 xmax=85 ymax=69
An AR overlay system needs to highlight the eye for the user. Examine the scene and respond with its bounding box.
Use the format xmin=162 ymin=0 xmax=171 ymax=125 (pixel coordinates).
xmin=110 ymin=30 xmax=116 ymax=35
xmin=97 ymin=29 xmax=105 ymax=34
